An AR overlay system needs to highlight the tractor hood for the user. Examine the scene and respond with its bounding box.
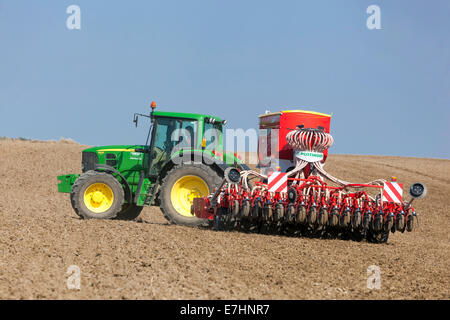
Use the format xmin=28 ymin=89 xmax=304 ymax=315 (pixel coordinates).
xmin=81 ymin=145 xmax=149 ymax=173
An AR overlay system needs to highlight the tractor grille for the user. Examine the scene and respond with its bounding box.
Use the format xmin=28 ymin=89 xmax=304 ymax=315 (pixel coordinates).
xmin=81 ymin=152 xmax=98 ymax=172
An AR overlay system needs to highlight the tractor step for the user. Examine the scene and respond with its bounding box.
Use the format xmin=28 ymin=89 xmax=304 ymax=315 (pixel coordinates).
xmin=135 ymin=177 xmax=154 ymax=206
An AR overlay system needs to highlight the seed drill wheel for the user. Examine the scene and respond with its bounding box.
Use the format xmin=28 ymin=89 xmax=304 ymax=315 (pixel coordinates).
xmin=340 ymin=209 xmax=351 ymax=228
xmin=329 ymin=209 xmax=339 ymax=227
xmin=251 ymin=201 xmax=262 ymax=221
xmin=285 ymin=204 xmax=295 ymax=223
xmin=160 ymin=164 xmax=222 ymax=227
xmin=70 ymin=171 xmax=125 ymax=219
xmin=352 ymin=210 xmax=362 ymax=229
xmin=232 ymin=200 xmax=240 ymax=217
xmin=274 ymin=204 xmax=284 ymax=223
xmin=296 ymin=205 xmax=307 ymax=224
xmin=406 ymin=214 xmax=415 ymax=232
xmin=307 ymin=206 xmax=317 ymax=226
xmin=240 ymin=200 xmax=251 ymax=218
xmin=318 ymin=208 xmax=328 ymax=226
xmin=263 ymin=204 xmax=273 ymax=221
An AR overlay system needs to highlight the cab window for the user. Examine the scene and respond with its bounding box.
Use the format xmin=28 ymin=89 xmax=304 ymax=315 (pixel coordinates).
xmin=149 ymin=117 xmax=197 ymax=176
xmin=177 ymin=120 xmax=197 ymax=149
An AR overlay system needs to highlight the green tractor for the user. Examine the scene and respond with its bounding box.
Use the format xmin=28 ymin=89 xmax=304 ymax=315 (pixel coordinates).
xmin=58 ymin=101 xmax=248 ymax=226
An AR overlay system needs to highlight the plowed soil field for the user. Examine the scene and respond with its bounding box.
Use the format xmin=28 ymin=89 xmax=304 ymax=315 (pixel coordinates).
xmin=0 ymin=139 xmax=448 ymax=299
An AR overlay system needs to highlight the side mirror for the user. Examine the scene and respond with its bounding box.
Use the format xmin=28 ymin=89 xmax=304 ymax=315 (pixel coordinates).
xmin=133 ymin=114 xmax=139 ymax=127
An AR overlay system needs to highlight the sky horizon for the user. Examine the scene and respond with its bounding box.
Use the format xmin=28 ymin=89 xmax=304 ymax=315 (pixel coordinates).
xmin=1 ymin=1 xmax=449 ymax=159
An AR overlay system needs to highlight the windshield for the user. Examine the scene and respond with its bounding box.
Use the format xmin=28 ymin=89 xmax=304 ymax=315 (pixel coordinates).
xmin=149 ymin=117 xmax=198 ymax=176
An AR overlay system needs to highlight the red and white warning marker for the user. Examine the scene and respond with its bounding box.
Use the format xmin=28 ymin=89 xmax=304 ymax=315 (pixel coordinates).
xmin=382 ymin=181 xmax=403 ymax=203
xmin=268 ymin=172 xmax=288 ymax=193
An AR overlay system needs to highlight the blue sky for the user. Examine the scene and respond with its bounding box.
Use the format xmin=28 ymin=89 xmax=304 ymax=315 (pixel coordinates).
xmin=0 ymin=0 xmax=449 ymax=158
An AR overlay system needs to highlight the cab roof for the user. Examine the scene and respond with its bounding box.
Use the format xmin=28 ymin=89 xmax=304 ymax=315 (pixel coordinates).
xmin=153 ymin=110 xmax=223 ymax=122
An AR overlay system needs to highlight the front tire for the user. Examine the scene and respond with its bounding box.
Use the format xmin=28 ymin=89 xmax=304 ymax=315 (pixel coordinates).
xmin=70 ymin=171 xmax=124 ymax=219
xmin=159 ymin=164 xmax=222 ymax=227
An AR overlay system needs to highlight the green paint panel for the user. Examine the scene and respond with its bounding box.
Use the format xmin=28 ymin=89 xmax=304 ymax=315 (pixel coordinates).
xmin=136 ymin=178 xmax=153 ymax=206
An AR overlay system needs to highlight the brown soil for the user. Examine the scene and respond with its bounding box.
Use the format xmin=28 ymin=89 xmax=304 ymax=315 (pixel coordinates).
xmin=0 ymin=139 xmax=448 ymax=299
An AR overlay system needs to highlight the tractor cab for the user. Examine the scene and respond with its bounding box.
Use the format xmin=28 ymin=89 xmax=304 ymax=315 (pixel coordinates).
xmin=144 ymin=110 xmax=226 ymax=177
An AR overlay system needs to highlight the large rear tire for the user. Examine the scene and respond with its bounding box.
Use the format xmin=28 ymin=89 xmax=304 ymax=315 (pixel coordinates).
xmin=70 ymin=171 xmax=124 ymax=219
xmin=159 ymin=163 xmax=222 ymax=227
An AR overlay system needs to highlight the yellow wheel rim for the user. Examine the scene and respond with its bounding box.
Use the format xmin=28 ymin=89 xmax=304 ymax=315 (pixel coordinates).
xmin=83 ymin=183 xmax=114 ymax=213
xmin=170 ymin=175 xmax=209 ymax=217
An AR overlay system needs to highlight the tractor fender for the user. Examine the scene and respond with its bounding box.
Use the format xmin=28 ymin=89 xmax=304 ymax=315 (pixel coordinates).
xmin=161 ymin=150 xmax=232 ymax=178
xmin=161 ymin=151 xmax=224 ymax=178
xmin=158 ymin=150 xmax=250 ymax=186
xmin=94 ymin=164 xmax=133 ymax=204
